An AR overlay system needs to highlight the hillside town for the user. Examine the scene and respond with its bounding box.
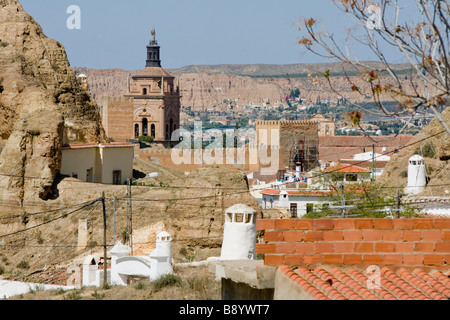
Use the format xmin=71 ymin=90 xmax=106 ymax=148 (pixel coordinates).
xmin=0 ymin=0 xmax=449 ymax=306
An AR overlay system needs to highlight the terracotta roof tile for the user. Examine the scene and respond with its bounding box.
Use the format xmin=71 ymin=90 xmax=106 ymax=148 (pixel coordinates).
xmin=260 ymin=189 xmax=330 ymax=196
xmin=63 ymin=142 xmax=134 ymax=149
xmin=280 ymin=265 xmax=450 ymax=300
xmin=323 ymin=163 xmax=371 ymax=173
xmin=414 ymin=269 xmax=450 ymax=298
xmin=318 ymin=135 xmax=413 ymax=162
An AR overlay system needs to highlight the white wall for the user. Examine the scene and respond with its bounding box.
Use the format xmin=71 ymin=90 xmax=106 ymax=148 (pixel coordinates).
xmin=61 ymin=145 xmax=133 ymax=185
xmin=100 ymin=146 xmax=134 ymax=185
xmin=61 ymin=148 xmax=98 ymax=182
xmin=262 ymin=194 xmax=323 ymax=217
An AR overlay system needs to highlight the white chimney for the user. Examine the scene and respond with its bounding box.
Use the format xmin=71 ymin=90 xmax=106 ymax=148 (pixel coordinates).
xmin=405 ymin=155 xmax=427 ymax=195
xmin=220 ymin=204 xmax=256 ymax=260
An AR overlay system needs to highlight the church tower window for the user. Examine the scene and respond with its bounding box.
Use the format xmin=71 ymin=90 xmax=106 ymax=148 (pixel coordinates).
xmin=142 ymin=118 xmax=148 ymax=136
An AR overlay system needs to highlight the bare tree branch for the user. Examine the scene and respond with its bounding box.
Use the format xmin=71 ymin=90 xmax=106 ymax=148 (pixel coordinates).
xmin=298 ymin=0 xmax=450 ymax=136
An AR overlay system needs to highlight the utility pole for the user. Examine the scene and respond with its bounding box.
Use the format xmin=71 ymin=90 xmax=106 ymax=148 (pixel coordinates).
xmin=113 ymin=197 xmax=116 ymax=245
xmin=127 ymin=178 xmax=133 ymax=255
xmin=371 ymin=144 xmax=376 ymax=182
xmin=395 ymin=189 xmax=402 ymax=218
xmin=101 ymin=192 xmax=107 ymax=286
xmin=340 ymin=184 xmax=345 ymax=218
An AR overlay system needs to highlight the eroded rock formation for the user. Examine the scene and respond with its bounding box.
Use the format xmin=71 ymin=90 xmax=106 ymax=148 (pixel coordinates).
xmin=0 ymin=0 xmax=105 ymax=204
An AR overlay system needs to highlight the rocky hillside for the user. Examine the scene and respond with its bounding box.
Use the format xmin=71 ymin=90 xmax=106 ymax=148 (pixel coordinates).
xmin=378 ymin=107 xmax=450 ymax=197
xmin=0 ymin=0 xmax=105 ymax=204
xmin=0 ymin=0 xmax=260 ymax=288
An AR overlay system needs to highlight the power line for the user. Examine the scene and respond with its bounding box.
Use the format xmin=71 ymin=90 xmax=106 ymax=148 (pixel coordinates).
xmin=282 ymin=129 xmax=447 ymax=182
xmin=28 ymin=200 xmax=102 ymax=268
xmin=0 ymin=198 xmax=103 ymax=220
xmin=0 ymin=198 xmax=101 ymax=240
xmin=0 ymin=129 xmax=444 ymax=190
xmin=111 ymin=189 xmax=250 ymax=202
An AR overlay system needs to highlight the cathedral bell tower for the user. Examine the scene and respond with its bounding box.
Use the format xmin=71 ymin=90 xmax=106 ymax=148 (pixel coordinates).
xmin=146 ymin=27 xmax=161 ymax=67
xmin=122 ymin=27 xmax=181 ymax=144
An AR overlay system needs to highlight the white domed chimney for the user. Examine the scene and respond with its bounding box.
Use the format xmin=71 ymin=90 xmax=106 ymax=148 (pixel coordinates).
xmin=150 ymin=231 xmax=172 ymax=260
xmin=220 ymin=204 xmax=256 ymax=260
xmin=405 ymin=155 xmax=427 ymax=195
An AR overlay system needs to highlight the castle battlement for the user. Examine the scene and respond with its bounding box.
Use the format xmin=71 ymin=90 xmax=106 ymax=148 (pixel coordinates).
xmin=101 ymin=96 xmax=134 ymax=104
xmin=255 ymin=120 xmax=315 ymax=125
xmin=255 ymin=120 xmax=316 ymax=128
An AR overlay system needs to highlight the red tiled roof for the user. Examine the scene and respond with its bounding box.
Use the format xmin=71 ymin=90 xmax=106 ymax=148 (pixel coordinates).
xmin=340 ymin=160 xmax=389 ymax=169
xmin=133 ymin=66 xmax=174 ymax=77
xmin=280 ymin=265 xmax=450 ymax=300
xmin=323 ymin=163 xmax=371 ymax=173
xmin=318 ymin=135 xmax=413 ymax=162
xmin=260 ymin=189 xmax=330 ymax=196
xmin=63 ymin=142 xmax=134 ymax=149
xmin=319 ymin=135 xmax=413 ymax=147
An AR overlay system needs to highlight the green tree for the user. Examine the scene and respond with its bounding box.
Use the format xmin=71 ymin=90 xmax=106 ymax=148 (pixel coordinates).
xmin=303 ymin=183 xmax=419 ymax=218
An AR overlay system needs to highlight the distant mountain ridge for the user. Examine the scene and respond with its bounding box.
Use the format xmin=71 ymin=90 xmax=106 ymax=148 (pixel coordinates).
xmin=74 ymin=61 xmax=416 ymax=111
xmin=167 ymin=61 xmax=411 ymax=77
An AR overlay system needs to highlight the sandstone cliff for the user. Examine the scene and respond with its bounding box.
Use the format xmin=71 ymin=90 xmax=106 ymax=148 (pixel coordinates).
xmin=75 ymin=64 xmax=423 ymax=112
xmin=0 ymin=0 xmax=105 ymax=204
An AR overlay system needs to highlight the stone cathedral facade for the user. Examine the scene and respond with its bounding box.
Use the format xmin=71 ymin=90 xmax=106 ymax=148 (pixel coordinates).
xmin=100 ymin=28 xmax=181 ymax=144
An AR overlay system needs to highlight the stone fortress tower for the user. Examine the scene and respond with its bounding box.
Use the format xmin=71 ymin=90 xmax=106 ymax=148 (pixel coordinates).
xmin=100 ymin=28 xmax=181 ymax=144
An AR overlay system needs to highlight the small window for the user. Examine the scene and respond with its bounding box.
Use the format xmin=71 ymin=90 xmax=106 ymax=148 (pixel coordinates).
xmin=143 ymin=88 xmax=147 ymax=95
xmin=290 ymin=203 xmax=298 ymax=218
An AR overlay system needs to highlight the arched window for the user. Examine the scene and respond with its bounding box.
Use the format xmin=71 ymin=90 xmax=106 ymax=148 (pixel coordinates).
xmin=142 ymin=118 xmax=148 ymax=136
xmin=134 ymin=124 xmax=139 ymax=139
xmin=151 ymin=124 xmax=156 ymax=138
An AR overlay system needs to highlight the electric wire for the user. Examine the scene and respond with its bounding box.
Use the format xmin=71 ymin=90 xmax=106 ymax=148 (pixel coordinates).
xmin=0 ymin=198 xmax=101 ymax=240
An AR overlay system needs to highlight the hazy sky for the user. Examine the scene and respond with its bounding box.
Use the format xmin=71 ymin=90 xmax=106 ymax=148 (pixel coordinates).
xmin=19 ymin=0 xmax=415 ymax=70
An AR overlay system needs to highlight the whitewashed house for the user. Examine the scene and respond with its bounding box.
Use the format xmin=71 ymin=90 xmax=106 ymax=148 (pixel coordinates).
xmin=308 ymin=163 xmax=371 ymax=190
xmin=60 ymin=142 xmax=134 ymax=185
xmin=82 ymin=231 xmax=173 ymax=287
xmin=260 ymin=189 xmax=330 ymax=217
